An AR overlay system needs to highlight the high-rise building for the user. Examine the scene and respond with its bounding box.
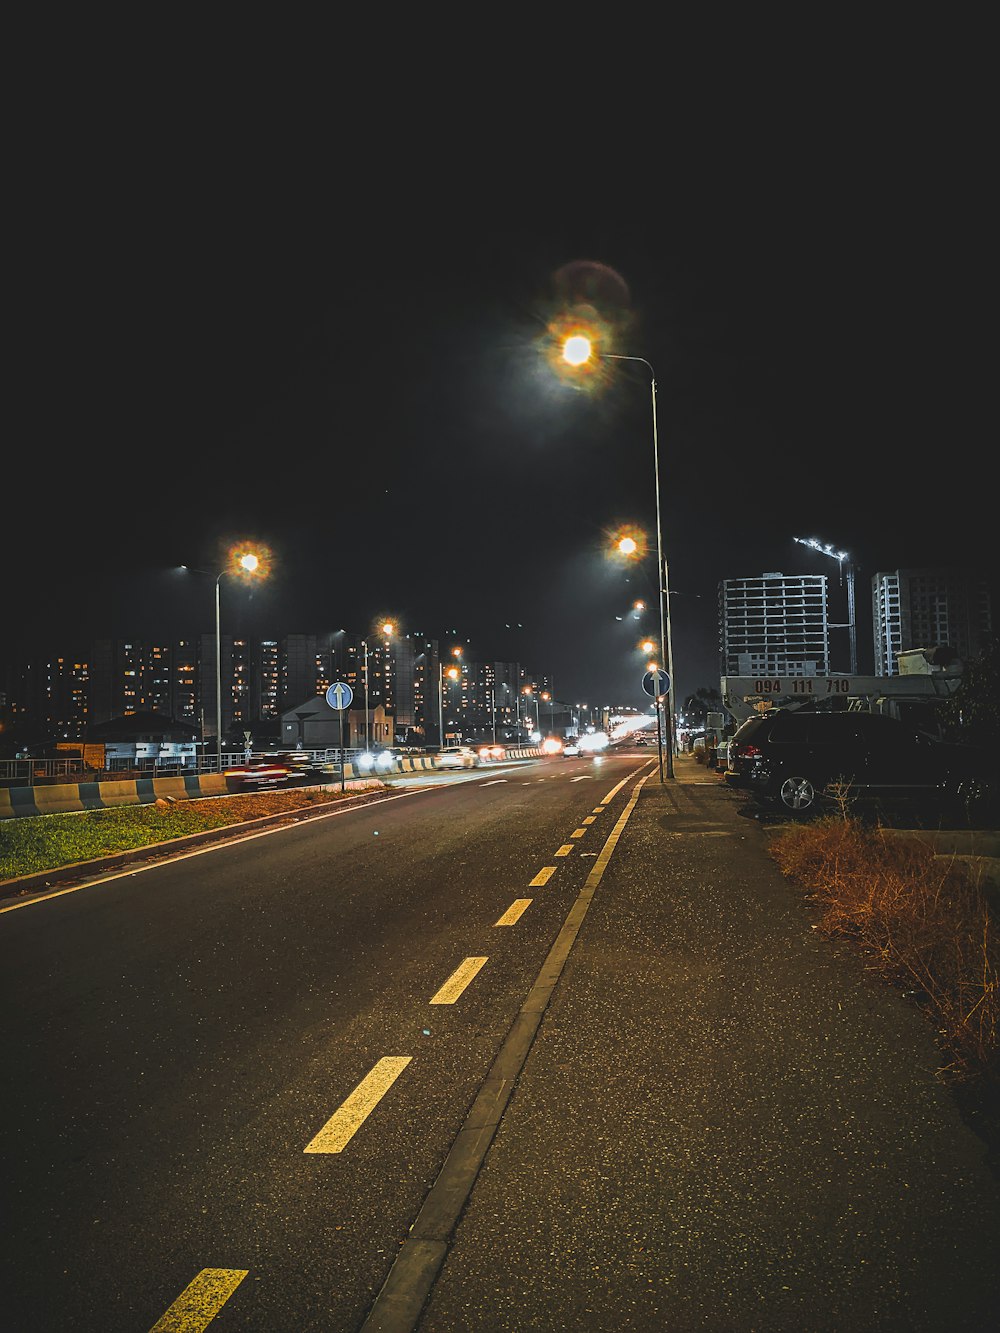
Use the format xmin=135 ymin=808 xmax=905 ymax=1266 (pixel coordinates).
xmin=719 ymin=573 xmax=830 ymax=678
xmin=872 ymin=568 xmax=993 ymax=676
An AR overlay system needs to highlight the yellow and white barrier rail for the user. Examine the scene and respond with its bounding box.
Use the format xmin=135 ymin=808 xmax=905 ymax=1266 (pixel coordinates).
xmin=0 ymin=748 xmax=544 ymax=819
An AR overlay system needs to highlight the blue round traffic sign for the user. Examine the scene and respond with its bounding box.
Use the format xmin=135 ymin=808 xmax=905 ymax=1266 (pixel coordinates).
xmin=326 ymin=681 xmax=354 ymax=710
xmin=642 ymin=670 xmax=669 ymax=698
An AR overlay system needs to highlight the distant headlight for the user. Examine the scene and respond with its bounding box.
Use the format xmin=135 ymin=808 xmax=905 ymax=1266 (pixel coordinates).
xmin=375 ymin=752 xmax=394 ymax=771
xmin=541 ymin=737 xmax=563 ymax=755
xmin=358 ymin=752 xmax=376 ymax=770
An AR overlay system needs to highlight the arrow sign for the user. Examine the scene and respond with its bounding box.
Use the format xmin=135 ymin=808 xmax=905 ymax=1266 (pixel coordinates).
xmin=326 ymin=681 xmax=354 ymax=710
xmin=642 ymin=670 xmax=669 ymax=698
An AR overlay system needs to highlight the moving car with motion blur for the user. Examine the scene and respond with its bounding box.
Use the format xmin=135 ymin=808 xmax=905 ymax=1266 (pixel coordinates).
xmin=223 ymin=760 xmax=292 ymax=790
xmin=435 ymin=746 xmax=479 ymax=770
xmin=476 ymin=743 xmax=506 ymax=762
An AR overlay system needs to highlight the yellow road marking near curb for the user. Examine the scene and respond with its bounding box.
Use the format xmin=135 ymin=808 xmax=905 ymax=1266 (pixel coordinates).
xmin=529 ymin=867 xmax=556 ymax=886
xmin=430 ymin=956 xmax=488 ymax=1005
xmin=600 ymin=776 xmax=630 ymax=805
xmin=149 ymin=1268 xmax=248 ymax=1331
xmin=303 ymin=1056 xmax=412 ymax=1154
xmin=358 ymin=772 xmax=653 ymax=1328
xmin=495 ymin=899 xmax=532 ymax=926
xmin=555 ymin=845 xmax=574 ymax=857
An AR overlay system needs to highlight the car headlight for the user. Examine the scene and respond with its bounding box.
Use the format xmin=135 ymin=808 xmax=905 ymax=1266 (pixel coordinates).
xmin=376 ymin=752 xmax=394 ymax=770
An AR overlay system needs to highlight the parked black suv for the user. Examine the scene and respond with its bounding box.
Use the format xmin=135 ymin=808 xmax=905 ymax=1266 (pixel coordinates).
xmin=725 ymin=708 xmax=994 ymax=820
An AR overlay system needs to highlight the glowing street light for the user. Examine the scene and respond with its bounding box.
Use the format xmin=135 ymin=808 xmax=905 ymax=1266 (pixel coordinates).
xmin=438 ymin=646 xmax=462 ymax=747
xmin=522 ymin=684 xmax=540 ymax=734
xmin=362 ymin=621 xmax=395 ymax=754
xmin=564 ymin=335 xmax=675 ymax=779
xmin=206 ymin=549 xmax=268 ymax=770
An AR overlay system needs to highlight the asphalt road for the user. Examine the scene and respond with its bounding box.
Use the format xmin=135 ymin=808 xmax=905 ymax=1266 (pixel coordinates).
xmin=1 ymin=753 xmax=998 ymax=1331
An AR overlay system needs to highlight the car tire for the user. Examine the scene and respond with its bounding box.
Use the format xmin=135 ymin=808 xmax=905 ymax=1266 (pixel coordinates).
xmin=772 ymin=773 xmax=819 ymax=816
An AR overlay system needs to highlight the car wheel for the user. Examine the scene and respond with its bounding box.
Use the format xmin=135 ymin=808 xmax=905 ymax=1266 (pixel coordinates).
xmin=773 ymin=773 xmax=819 ymax=816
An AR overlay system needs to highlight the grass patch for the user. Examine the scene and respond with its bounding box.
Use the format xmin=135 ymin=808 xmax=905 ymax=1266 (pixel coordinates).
xmin=768 ymin=812 xmax=999 ymax=1085
xmin=0 ymin=786 xmax=383 ymax=882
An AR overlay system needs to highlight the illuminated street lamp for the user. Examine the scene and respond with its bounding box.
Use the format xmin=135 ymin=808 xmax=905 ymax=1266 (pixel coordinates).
xmin=563 ymin=336 xmax=675 ymax=779
xmin=209 ymin=549 xmax=267 ymax=770
xmin=362 ymin=621 xmax=395 ymax=753
xmin=438 ymin=646 xmax=462 ymax=747
xmin=522 ymin=684 xmax=540 ymax=734
xmin=793 ymin=536 xmax=857 ymax=674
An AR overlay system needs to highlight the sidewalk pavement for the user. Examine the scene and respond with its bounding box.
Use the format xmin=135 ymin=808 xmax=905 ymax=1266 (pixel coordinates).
xmin=404 ymin=756 xmax=1000 ymax=1331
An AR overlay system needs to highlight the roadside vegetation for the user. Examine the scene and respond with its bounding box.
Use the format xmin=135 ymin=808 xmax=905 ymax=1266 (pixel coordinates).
xmin=767 ymin=805 xmax=998 ymax=1087
xmin=0 ymin=785 xmax=384 ymax=886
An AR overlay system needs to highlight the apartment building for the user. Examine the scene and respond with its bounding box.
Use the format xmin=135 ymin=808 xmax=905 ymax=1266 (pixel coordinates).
xmin=719 ymin=573 xmax=830 ymax=678
xmin=872 ymin=568 xmax=993 ymax=676
xmin=2 ymin=632 xmax=535 ymax=750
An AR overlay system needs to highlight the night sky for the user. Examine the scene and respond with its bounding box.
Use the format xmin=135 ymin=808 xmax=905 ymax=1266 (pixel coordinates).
xmin=8 ymin=36 xmax=994 ymax=712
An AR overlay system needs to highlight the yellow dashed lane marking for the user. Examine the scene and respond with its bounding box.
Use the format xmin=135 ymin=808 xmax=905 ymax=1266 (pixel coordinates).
xmin=303 ymin=1056 xmax=412 ymax=1154
xmin=555 ymin=845 xmax=574 ymax=857
xmin=430 ymin=956 xmax=488 ymax=1005
xmin=495 ymin=899 xmax=532 ymax=926
xmin=582 ymin=815 xmax=596 ymax=824
xmin=530 ymin=867 xmax=556 ymax=886
xmin=571 ymin=828 xmax=587 ymax=839
xmin=149 ymin=1268 xmax=248 ymax=1331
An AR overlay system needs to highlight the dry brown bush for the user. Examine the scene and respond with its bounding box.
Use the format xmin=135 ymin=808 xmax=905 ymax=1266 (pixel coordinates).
xmin=769 ymin=814 xmax=999 ymax=1085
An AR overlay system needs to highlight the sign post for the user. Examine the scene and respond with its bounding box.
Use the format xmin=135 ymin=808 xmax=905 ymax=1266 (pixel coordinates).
xmin=325 ymin=682 xmax=354 ymax=792
xmin=642 ymin=669 xmax=669 ymax=782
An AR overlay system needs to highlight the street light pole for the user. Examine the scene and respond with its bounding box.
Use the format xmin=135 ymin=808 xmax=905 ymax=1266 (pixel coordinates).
xmin=211 ymin=551 xmax=263 ymax=772
xmin=362 ymin=640 xmax=370 ymax=754
xmin=437 ymin=646 xmax=461 ymax=748
xmin=215 ymin=573 xmax=224 ymax=771
xmin=562 ymin=341 xmax=675 ymax=779
xmin=437 ymin=656 xmax=445 ymax=748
